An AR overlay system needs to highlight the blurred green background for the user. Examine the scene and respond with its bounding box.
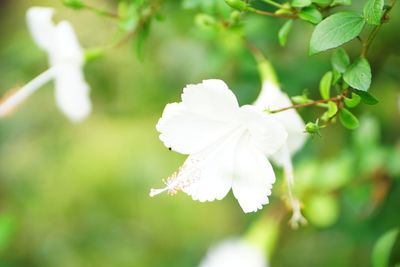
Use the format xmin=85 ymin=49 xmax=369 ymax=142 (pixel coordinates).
xmin=0 ymin=0 xmax=399 ymax=266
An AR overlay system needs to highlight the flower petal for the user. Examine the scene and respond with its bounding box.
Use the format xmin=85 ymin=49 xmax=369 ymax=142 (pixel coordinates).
xmin=232 ymin=133 xmax=276 ymax=213
xmin=183 ymin=129 xmax=244 ymax=202
xmin=54 ymin=64 xmax=91 ymax=122
xmin=51 ymin=21 xmax=84 ymax=65
xmin=157 ymin=79 xmax=240 ymax=154
xmin=26 ymin=7 xmax=55 ymax=52
xmin=254 ymin=81 xmax=307 ymax=155
xmin=239 ymin=105 xmax=287 ymax=156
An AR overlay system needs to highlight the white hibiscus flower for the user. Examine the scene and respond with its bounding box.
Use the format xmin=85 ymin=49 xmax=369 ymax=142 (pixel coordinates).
xmin=253 ymin=60 xmax=307 ymax=227
xmin=0 ymin=7 xmax=91 ymax=122
xmin=150 ymin=79 xmax=287 ymax=213
xmin=199 ymin=238 xmax=268 ymax=267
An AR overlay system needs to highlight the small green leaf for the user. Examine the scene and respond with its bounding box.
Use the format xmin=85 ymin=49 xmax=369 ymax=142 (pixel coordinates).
xmin=291 ymin=94 xmax=312 ymax=104
xmin=319 ymin=71 xmax=333 ymax=99
xmin=278 ymin=20 xmax=293 ymax=47
xmin=344 ymin=93 xmax=361 ymax=108
xmin=343 ymin=57 xmax=372 ymax=91
xmin=372 ymin=228 xmax=399 ymax=267
xmin=339 ymin=108 xmax=359 ymax=129
xmin=321 ymin=101 xmax=338 ymax=121
xmin=292 ymin=0 xmax=312 ymax=7
xmin=224 ymin=0 xmax=248 ymax=11
xmin=331 ymin=48 xmax=350 ymax=73
xmin=332 ymin=69 xmax=342 ymax=85
xmin=331 ymin=0 xmax=351 ymax=5
xmin=309 ymin=11 xmax=365 ymax=54
xmin=299 ymin=6 xmax=323 ymax=24
xmin=195 ymin=13 xmax=217 ymax=29
xmin=363 ymin=0 xmax=384 ymax=25
xmin=62 ymin=0 xmax=85 ymax=9
xmin=353 ymin=89 xmax=379 ymax=105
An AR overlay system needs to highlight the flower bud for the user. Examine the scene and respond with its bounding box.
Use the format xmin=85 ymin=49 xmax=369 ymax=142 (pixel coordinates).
xmin=224 ymin=0 xmax=248 ymax=11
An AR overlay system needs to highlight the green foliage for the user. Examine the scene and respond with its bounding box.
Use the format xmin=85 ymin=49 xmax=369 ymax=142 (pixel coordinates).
xmin=292 ymin=0 xmax=312 ymax=8
xmin=309 ymin=12 xmax=365 ymax=55
xmin=319 ymin=71 xmax=332 ymax=99
xmin=344 ymin=93 xmax=361 ymax=108
xmin=321 ymin=101 xmax=338 ymax=121
xmin=278 ymin=20 xmax=293 ymax=47
xmin=0 ymin=214 xmax=15 ymax=253
xmin=62 ymin=0 xmax=85 ymax=9
xmin=224 ymin=0 xmax=248 ymax=11
xmin=372 ymin=228 xmax=399 ymax=267
xmin=331 ymin=0 xmax=352 ymax=5
xmin=312 ymin=0 xmax=332 ymax=5
xmin=299 ymin=6 xmax=323 ymax=24
xmin=343 ymin=57 xmax=372 ymax=91
xmin=339 ymin=108 xmax=359 ymax=129
xmin=331 ymin=48 xmax=350 ymax=73
xmin=305 ymin=194 xmax=339 ymax=227
xmin=353 ymin=90 xmax=379 ymax=105
xmin=363 ymin=0 xmax=384 ymax=25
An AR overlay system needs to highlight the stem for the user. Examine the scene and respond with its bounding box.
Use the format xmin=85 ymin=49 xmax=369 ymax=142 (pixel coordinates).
xmin=0 ymin=68 xmax=54 ymax=117
xmin=361 ymin=0 xmax=397 ymax=57
xmin=84 ymin=4 xmax=119 ymax=19
xmin=247 ymin=7 xmax=297 ymax=19
xmin=269 ymin=93 xmax=345 ymax=113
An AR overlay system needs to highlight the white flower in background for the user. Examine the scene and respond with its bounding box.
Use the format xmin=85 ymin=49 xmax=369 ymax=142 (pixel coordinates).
xmin=150 ymin=79 xmax=288 ymax=213
xmin=0 ymin=7 xmax=91 ymax=122
xmin=199 ymin=238 xmax=268 ymax=267
xmin=253 ymin=60 xmax=307 ymax=227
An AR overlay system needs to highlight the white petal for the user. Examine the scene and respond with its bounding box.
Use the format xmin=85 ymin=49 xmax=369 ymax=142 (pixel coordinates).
xmin=254 ymin=81 xmax=307 ymax=155
xmin=26 ymin=7 xmax=55 ymax=52
xmin=156 ymin=79 xmax=240 ymax=154
xmin=54 ymin=65 xmax=91 ymax=122
xmin=199 ymin=238 xmax=268 ymax=267
xmin=183 ymin=129 xmax=244 ymax=202
xmin=51 ymin=21 xmax=84 ymax=65
xmin=232 ymin=133 xmax=276 ymax=213
xmin=239 ymin=105 xmax=287 ymax=156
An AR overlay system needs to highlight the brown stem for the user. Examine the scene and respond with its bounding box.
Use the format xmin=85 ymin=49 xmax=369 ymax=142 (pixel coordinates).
xmin=270 ymin=93 xmax=345 ymax=113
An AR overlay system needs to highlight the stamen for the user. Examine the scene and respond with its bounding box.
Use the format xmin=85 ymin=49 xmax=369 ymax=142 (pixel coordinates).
xmin=0 ymin=68 xmax=54 ymax=117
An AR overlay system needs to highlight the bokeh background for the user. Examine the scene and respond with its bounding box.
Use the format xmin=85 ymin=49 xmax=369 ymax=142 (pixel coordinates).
xmin=0 ymin=0 xmax=399 ymax=266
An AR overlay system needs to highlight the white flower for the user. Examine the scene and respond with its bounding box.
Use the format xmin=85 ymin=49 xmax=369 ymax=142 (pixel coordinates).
xmin=253 ymin=61 xmax=307 ymax=227
xmin=0 ymin=7 xmax=91 ymax=122
xmin=199 ymin=238 xmax=268 ymax=267
xmin=150 ymin=79 xmax=287 ymax=213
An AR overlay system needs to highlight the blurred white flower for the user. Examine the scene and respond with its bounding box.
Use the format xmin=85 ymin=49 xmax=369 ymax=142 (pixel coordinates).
xmin=253 ymin=61 xmax=307 ymax=227
xmin=150 ymin=79 xmax=287 ymax=213
xmin=199 ymin=238 xmax=268 ymax=267
xmin=0 ymin=7 xmax=91 ymax=122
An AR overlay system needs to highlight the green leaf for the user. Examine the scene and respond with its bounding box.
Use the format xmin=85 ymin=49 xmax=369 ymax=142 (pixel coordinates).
xmin=353 ymin=89 xmax=379 ymax=105
xmin=224 ymin=0 xmax=248 ymax=11
xmin=278 ymin=20 xmax=293 ymax=47
xmin=0 ymin=214 xmax=15 ymax=252
xmin=331 ymin=48 xmax=350 ymax=73
xmin=344 ymin=93 xmax=361 ymax=108
xmin=319 ymin=71 xmax=333 ymax=99
xmin=339 ymin=108 xmax=359 ymax=129
xmin=62 ymin=0 xmax=85 ymax=9
xmin=331 ymin=0 xmax=351 ymax=5
xmin=343 ymin=57 xmax=372 ymax=91
xmin=292 ymin=0 xmax=312 ymax=7
xmin=309 ymin=11 xmax=365 ymax=55
xmin=291 ymin=94 xmax=312 ymax=104
xmin=372 ymin=228 xmax=399 ymax=267
xmin=321 ymin=101 xmax=338 ymax=121
xmin=332 ymin=69 xmax=342 ymax=85
xmin=363 ymin=0 xmax=384 ymax=25
xmin=134 ymin=19 xmax=152 ymax=61
xmin=299 ymin=6 xmax=323 ymax=24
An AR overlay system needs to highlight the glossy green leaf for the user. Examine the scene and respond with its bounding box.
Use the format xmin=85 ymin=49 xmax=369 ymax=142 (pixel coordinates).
xmin=278 ymin=20 xmax=293 ymax=47
xmin=344 ymin=93 xmax=361 ymax=108
xmin=292 ymin=0 xmax=312 ymax=7
xmin=339 ymin=108 xmax=359 ymax=129
xmin=331 ymin=48 xmax=350 ymax=73
xmin=319 ymin=71 xmax=333 ymax=99
xmin=353 ymin=89 xmax=379 ymax=105
xmin=321 ymin=101 xmax=338 ymax=121
xmin=372 ymin=228 xmax=399 ymax=267
xmin=299 ymin=6 xmax=323 ymax=24
xmin=310 ymin=12 xmax=365 ymax=55
xmin=312 ymin=0 xmax=332 ymax=5
xmin=343 ymin=57 xmax=372 ymax=91
xmin=363 ymin=0 xmax=384 ymax=25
